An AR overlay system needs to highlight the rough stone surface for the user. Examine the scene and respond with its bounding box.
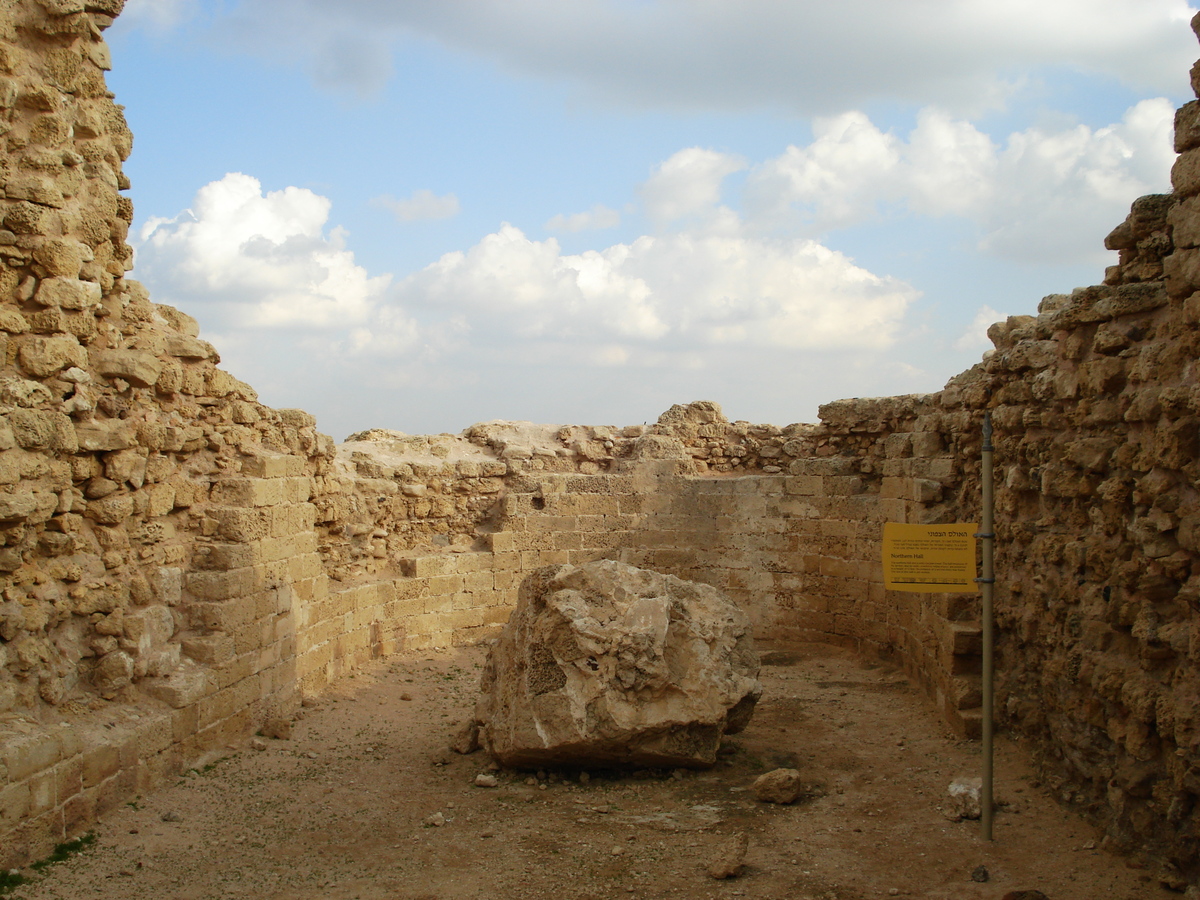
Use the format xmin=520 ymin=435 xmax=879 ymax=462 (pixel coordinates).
xmin=707 ymin=832 xmax=749 ymax=879
xmin=948 ymin=777 xmax=983 ymax=820
xmin=475 ymin=560 xmax=761 ymax=768
xmin=753 ymin=767 xmax=805 ymax=804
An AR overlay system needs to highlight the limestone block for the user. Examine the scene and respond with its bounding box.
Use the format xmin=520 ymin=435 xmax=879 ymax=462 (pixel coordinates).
xmin=1093 ymin=283 xmax=1168 ymax=318
xmin=5 ymin=172 xmax=64 ymax=208
xmin=103 ymin=448 xmax=146 ymax=487
xmin=16 ymin=333 xmax=86 ymax=377
xmin=209 ymin=507 xmax=269 ymax=543
xmin=86 ymin=492 xmax=133 ymax=525
xmin=181 ymin=633 xmax=234 ymax=665
xmin=2 ymin=200 xmax=51 ymax=235
xmin=3 ymin=731 xmax=61 ymax=783
xmin=210 ymin=477 xmax=283 ymax=508
xmin=0 ymin=491 xmax=37 ymax=521
xmin=1173 ymin=147 xmax=1200 ymax=197
xmin=0 ymin=308 xmax=29 ymax=333
xmin=1065 ymin=438 xmax=1114 ymax=472
xmin=74 ymin=418 xmax=136 ymax=452
xmin=187 ymin=566 xmax=264 ymax=602
xmin=277 ymin=408 xmax=313 ymax=427
xmin=123 ymin=605 xmax=174 ymax=650
xmin=1177 ymin=100 xmax=1200 ymax=153
xmin=476 ymin=560 xmax=761 ymax=768
xmin=93 ymin=650 xmax=133 ymax=696
xmin=142 ymin=483 xmax=174 ymax=518
xmin=241 ymin=453 xmax=306 ymax=479
xmin=8 ymin=408 xmax=76 ymax=451
xmin=147 ymin=567 xmax=182 ymax=605
xmin=1004 ymin=340 xmax=1058 ymax=370
xmin=155 ymin=304 xmax=200 ymax=337
xmin=90 ymin=348 xmax=162 ymax=388
xmin=164 ymin=335 xmax=213 ymax=360
xmin=140 ymin=662 xmax=215 ymax=709
xmin=31 ymin=239 xmax=87 ymax=278
xmin=0 ymin=377 xmax=52 ymax=408
xmin=1168 ymin=194 xmax=1200 ymax=249
xmin=35 ymin=277 xmax=100 ymax=310
xmin=266 ymin=503 xmax=313 ymax=537
xmin=154 ymin=360 xmax=182 ymax=394
xmin=1079 ymin=358 xmax=1126 ymax=395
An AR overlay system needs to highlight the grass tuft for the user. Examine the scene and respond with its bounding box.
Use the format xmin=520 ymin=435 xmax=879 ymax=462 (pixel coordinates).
xmin=29 ymin=832 xmax=97 ymax=872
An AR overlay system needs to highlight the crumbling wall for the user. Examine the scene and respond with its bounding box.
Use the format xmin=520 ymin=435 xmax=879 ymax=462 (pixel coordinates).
xmin=3 ymin=0 xmax=1200 ymax=885
xmin=0 ymin=0 xmax=332 ymax=863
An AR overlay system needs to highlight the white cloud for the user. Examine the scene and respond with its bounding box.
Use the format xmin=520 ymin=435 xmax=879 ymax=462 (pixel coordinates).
xmin=373 ymin=189 xmax=461 ymax=222
xmin=639 ymin=148 xmax=747 ymax=225
xmin=135 ymin=173 xmax=394 ymax=329
xmin=112 ymin=0 xmax=195 ymax=32
xmin=545 ymin=204 xmax=621 ymax=232
xmin=975 ymin=98 xmax=1177 ymax=261
xmin=955 ymin=305 xmax=1004 ymax=351
xmin=744 ymin=112 xmax=901 ymax=229
xmin=397 ymin=223 xmax=916 ymax=352
xmin=207 ymin=0 xmax=1195 ymax=110
xmin=132 ymin=169 xmax=917 ymax=435
xmin=742 ymin=98 xmax=1176 ymax=262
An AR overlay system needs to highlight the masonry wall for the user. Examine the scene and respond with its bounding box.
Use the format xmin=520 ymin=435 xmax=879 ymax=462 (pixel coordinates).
xmin=3 ymin=0 xmax=1200 ymax=886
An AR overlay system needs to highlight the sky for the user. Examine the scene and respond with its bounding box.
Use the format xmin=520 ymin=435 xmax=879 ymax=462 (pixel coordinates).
xmin=106 ymin=0 xmax=1196 ymax=440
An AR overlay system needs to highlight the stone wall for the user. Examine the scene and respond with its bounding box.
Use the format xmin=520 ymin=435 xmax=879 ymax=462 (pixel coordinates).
xmin=2 ymin=0 xmax=1200 ymax=887
xmin=0 ymin=0 xmax=330 ymax=862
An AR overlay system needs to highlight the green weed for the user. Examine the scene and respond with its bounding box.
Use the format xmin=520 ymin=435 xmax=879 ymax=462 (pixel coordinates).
xmin=0 ymin=870 xmax=27 ymax=896
xmin=27 ymin=832 xmax=97 ymax=874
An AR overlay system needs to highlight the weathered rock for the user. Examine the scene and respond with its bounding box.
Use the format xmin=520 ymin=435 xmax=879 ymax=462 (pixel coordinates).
xmin=753 ymin=767 xmax=804 ymax=804
xmin=476 ymin=560 xmax=761 ymax=768
xmin=948 ymin=777 xmax=983 ymax=819
xmin=449 ymin=719 xmax=480 ymax=754
xmin=707 ymin=832 xmax=748 ymax=879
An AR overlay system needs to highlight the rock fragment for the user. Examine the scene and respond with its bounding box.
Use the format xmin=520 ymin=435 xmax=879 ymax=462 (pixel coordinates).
xmin=450 ymin=720 xmax=480 ymax=754
xmin=707 ymin=832 xmax=748 ymax=879
xmin=948 ymin=776 xmax=983 ymax=819
xmin=753 ymin=767 xmax=804 ymax=804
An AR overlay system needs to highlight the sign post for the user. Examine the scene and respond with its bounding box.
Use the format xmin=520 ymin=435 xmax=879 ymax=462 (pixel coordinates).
xmin=882 ymin=412 xmax=996 ymax=840
xmin=978 ymin=412 xmax=996 ymax=841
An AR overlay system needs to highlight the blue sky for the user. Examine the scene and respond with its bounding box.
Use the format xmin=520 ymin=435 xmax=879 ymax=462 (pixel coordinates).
xmin=107 ymin=0 xmax=1195 ymax=439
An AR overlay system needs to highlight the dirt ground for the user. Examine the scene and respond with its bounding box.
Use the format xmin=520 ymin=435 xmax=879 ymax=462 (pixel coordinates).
xmin=3 ymin=642 xmax=1176 ymax=900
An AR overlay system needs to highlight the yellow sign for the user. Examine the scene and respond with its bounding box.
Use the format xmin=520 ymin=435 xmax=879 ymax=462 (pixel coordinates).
xmin=882 ymin=523 xmax=979 ymax=593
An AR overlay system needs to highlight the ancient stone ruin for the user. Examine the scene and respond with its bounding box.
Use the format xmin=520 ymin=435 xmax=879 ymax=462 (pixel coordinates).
xmin=0 ymin=0 xmax=1198 ymax=888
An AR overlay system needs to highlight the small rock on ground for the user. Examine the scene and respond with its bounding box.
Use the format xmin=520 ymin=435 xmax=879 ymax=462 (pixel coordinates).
xmin=450 ymin=720 xmax=480 ymax=754
xmin=753 ymin=767 xmax=804 ymax=804
xmin=708 ymin=832 xmax=749 ymax=879
xmin=948 ymin=776 xmax=982 ymax=819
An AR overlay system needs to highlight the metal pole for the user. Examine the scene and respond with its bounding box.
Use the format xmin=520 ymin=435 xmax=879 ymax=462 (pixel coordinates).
xmin=979 ymin=412 xmax=996 ymax=841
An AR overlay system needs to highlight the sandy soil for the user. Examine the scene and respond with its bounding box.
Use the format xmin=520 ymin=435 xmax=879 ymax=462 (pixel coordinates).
xmin=4 ymin=642 xmax=1172 ymax=900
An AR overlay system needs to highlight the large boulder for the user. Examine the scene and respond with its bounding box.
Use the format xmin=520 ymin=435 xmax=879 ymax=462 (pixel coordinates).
xmin=476 ymin=560 xmax=761 ymax=768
